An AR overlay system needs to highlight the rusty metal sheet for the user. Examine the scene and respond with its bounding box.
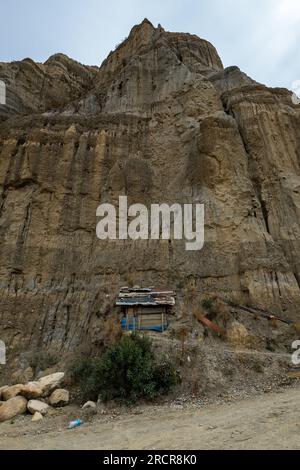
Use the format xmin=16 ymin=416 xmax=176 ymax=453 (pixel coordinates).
xmin=193 ymin=311 xmax=226 ymax=336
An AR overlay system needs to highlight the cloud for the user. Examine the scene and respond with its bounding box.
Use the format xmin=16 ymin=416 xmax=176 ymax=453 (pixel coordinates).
xmin=0 ymin=0 xmax=298 ymax=89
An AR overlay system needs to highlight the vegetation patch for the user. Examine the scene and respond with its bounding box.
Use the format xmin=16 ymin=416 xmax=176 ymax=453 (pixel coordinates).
xmin=71 ymin=334 xmax=180 ymax=403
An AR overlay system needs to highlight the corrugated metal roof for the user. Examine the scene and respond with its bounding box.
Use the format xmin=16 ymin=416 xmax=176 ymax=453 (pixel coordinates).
xmin=116 ymin=287 xmax=176 ymax=307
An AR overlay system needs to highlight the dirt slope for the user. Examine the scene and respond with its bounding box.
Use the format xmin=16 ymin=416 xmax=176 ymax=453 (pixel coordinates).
xmin=1 ymin=386 xmax=299 ymax=450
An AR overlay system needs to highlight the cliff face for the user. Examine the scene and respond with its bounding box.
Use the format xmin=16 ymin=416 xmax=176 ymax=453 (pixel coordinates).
xmin=0 ymin=19 xmax=300 ymax=359
xmin=0 ymin=53 xmax=98 ymax=119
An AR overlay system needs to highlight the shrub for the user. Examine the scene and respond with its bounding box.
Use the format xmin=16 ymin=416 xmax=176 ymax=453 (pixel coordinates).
xmin=202 ymin=298 xmax=213 ymax=311
xmin=72 ymin=334 xmax=180 ymax=403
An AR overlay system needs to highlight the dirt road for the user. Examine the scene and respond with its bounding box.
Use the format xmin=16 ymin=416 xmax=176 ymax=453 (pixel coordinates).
xmin=1 ymin=387 xmax=299 ymax=450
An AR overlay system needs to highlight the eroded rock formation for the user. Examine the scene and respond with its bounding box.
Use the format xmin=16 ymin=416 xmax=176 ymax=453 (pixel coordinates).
xmin=0 ymin=19 xmax=300 ymax=361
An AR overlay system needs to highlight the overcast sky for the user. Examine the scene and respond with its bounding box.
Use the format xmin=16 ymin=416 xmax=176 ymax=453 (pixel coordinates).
xmin=0 ymin=0 xmax=299 ymax=90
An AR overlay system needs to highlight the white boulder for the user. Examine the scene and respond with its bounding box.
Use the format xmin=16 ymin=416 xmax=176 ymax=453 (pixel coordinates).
xmin=48 ymin=389 xmax=69 ymax=407
xmin=31 ymin=411 xmax=43 ymax=422
xmin=1 ymin=384 xmax=24 ymax=401
xmin=0 ymin=396 xmax=27 ymax=422
xmin=27 ymin=399 xmax=49 ymax=416
xmin=37 ymin=372 xmax=65 ymax=396
xmin=21 ymin=382 xmax=43 ymax=399
xmin=82 ymin=401 xmax=96 ymax=410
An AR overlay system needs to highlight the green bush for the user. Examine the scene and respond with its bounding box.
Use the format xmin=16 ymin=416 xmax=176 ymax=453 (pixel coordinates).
xmin=202 ymin=299 xmax=213 ymax=311
xmin=72 ymin=334 xmax=180 ymax=403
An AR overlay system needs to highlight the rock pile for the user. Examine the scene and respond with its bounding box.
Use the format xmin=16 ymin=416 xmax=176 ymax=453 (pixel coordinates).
xmin=0 ymin=372 xmax=69 ymax=423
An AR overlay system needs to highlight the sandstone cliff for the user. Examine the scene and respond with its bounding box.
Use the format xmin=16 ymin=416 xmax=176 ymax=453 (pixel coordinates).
xmin=0 ymin=19 xmax=300 ymax=364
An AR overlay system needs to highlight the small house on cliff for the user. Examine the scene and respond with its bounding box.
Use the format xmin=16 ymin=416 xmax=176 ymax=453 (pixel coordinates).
xmin=116 ymin=287 xmax=176 ymax=332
